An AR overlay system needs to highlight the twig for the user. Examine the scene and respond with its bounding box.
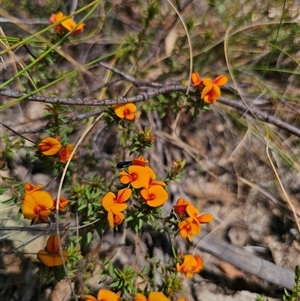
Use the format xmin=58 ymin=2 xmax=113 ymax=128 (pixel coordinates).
xmin=99 ymin=62 xmax=164 ymax=88
xmin=2 ymin=87 xmax=300 ymax=138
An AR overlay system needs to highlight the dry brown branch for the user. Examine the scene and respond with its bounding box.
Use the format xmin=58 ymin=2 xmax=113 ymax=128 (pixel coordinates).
xmin=196 ymin=230 xmax=295 ymax=290
xmin=2 ymin=86 xmax=300 ymax=138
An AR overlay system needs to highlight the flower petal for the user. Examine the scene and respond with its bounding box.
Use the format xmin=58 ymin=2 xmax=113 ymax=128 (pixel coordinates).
xmin=148 ymin=292 xmax=171 ymax=301
xmin=213 ymin=75 xmax=228 ymax=86
xmin=97 ymin=289 xmax=121 ymax=301
xmin=85 ymin=295 xmax=98 ymax=301
xmin=38 ymin=137 xmax=62 ymax=156
xmin=37 ymin=249 xmax=55 ymax=267
xmin=197 ymin=213 xmax=213 ymax=223
xmin=191 ymin=72 xmax=202 ymax=88
xmin=134 ymin=293 xmax=147 ymax=301
xmin=46 ymin=234 xmax=59 ymax=253
xmin=101 ymin=192 xmax=116 ymax=211
xmin=116 ymin=188 xmax=132 ymax=203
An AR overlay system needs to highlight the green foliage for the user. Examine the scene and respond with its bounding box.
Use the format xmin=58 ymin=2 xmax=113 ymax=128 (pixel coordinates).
xmin=109 ymin=266 xmax=138 ymax=296
xmin=255 ymin=295 xmax=269 ymax=301
xmin=283 ymin=266 xmax=300 ymax=301
xmin=126 ymin=204 xmax=161 ymax=233
xmin=129 ymin=128 xmax=154 ymax=155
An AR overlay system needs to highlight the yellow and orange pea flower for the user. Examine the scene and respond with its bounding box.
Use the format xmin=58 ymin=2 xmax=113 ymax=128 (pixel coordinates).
xmin=38 ymin=137 xmax=62 ymax=156
xmin=132 ymin=155 xmax=149 ymax=167
xmin=140 ymin=184 xmax=169 ymax=207
xmin=119 ymin=165 xmax=150 ymax=189
xmin=53 ymin=196 xmax=69 ymax=211
xmin=24 ymin=182 xmax=43 ymax=195
xmin=173 ymin=197 xmax=191 ymax=216
xmin=201 ymin=75 xmax=228 ymax=104
xmin=114 ymin=103 xmax=137 ymax=121
xmin=101 ymin=188 xmax=132 ymax=212
xmin=191 ymin=72 xmax=202 ymax=88
xmin=22 ymin=190 xmax=54 ymax=224
xmin=49 ymin=11 xmax=85 ymax=35
xmin=185 ymin=204 xmax=213 ymax=224
xmin=101 ymin=188 xmax=132 ymax=227
xmin=58 ymin=143 xmax=76 ymax=163
xmin=176 ymin=253 xmax=204 ymax=278
xmin=37 ymin=234 xmax=68 ymax=267
xmin=134 ymin=292 xmax=171 ymax=301
xmin=178 ymin=216 xmax=201 ymax=242
xmin=173 ymin=197 xmax=213 ymax=225
xmin=86 ymin=289 xmax=121 ymax=301
xmin=107 ymin=210 xmax=125 ymax=227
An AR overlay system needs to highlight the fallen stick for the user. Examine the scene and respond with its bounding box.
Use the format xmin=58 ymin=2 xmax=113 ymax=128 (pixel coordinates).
xmin=196 ymin=230 xmax=295 ymax=290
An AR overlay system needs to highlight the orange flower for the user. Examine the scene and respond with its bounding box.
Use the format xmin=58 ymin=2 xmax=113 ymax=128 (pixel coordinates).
xmin=186 ymin=204 xmax=213 ymax=224
xmin=119 ymin=165 xmax=150 ymax=189
xmin=22 ymin=190 xmax=54 ymax=224
xmin=148 ymin=292 xmax=171 ymax=301
xmin=101 ymin=188 xmax=132 ymax=212
xmin=176 ymin=254 xmax=203 ymax=278
xmin=173 ymin=197 xmax=191 ymax=216
xmin=191 ymin=72 xmax=202 ymax=88
xmin=177 ymin=299 xmax=187 ymax=301
xmin=53 ymin=196 xmax=69 ymax=211
xmin=134 ymin=293 xmax=147 ymax=301
xmin=101 ymin=188 xmax=131 ymax=227
xmin=140 ymin=185 xmax=168 ymax=207
xmin=193 ymin=254 xmax=204 ymax=273
xmin=132 ymin=156 xmax=148 ymax=167
xmin=85 ymin=295 xmax=98 ymax=301
xmin=178 ymin=217 xmax=200 ymax=242
xmin=107 ymin=210 xmax=125 ymax=227
xmin=185 ymin=204 xmax=198 ymax=217
xmin=97 ymin=289 xmax=121 ymax=301
xmin=49 ymin=11 xmax=85 ymax=35
xmin=37 ymin=235 xmax=68 ymax=267
xmin=24 ymin=182 xmax=43 ymax=195
xmin=114 ymin=103 xmax=137 ymax=121
xmin=201 ymin=75 xmax=228 ymax=104
xmin=59 ymin=144 xmax=76 ymax=163
xmin=195 ymin=213 xmax=213 ymax=224
xmin=38 ymin=137 xmax=62 ymax=155
xmin=134 ymin=292 xmax=171 ymax=301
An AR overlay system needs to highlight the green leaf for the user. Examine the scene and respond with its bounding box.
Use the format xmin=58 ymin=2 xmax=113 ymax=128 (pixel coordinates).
xmin=2 ymin=196 xmax=17 ymax=204
xmin=77 ymin=203 xmax=87 ymax=211
xmin=0 ymin=186 xmax=9 ymax=195
xmin=86 ymin=231 xmax=93 ymax=244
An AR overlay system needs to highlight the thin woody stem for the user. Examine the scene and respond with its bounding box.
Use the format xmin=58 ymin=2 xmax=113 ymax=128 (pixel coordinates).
xmin=1 ymin=86 xmax=300 ymax=138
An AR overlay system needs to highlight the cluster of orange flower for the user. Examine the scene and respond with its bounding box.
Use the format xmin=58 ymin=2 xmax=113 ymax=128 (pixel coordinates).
xmin=49 ymin=11 xmax=85 ymax=35
xmin=101 ymin=156 xmax=168 ymax=227
xmin=191 ymin=72 xmax=228 ymax=104
xmin=86 ymin=289 xmax=187 ymax=301
xmin=173 ymin=197 xmax=213 ymax=242
xmin=21 ymin=182 xmax=69 ymax=224
xmin=171 ymin=198 xmax=213 ymax=280
xmin=37 ymin=137 xmax=76 ymax=163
